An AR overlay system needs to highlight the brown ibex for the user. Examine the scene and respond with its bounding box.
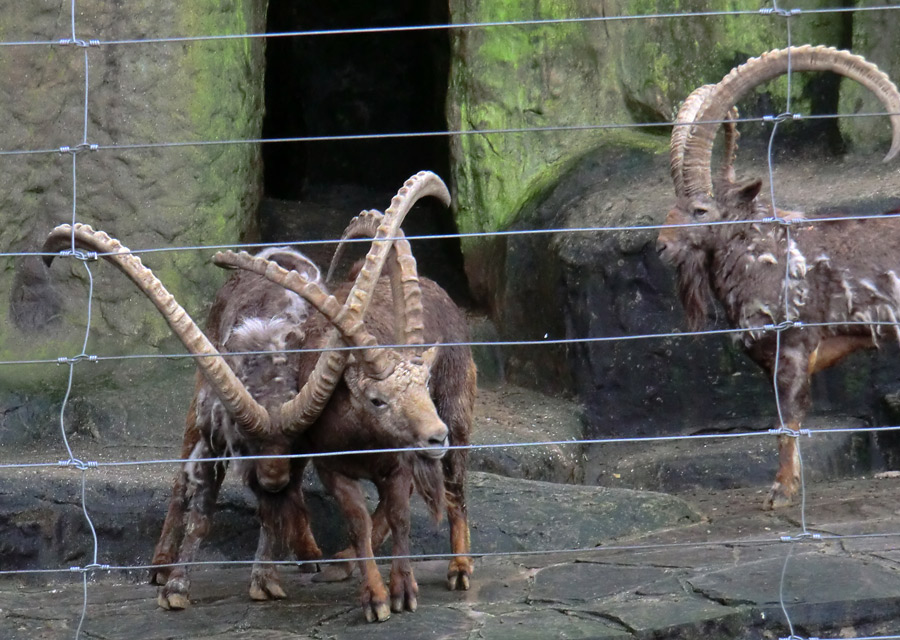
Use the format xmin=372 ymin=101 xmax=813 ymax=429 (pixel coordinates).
xmin=43 ymin=171 xmax=470 ymax=622
xmin=214 ymin=202 xmax=476 ymax=620
xmin=311 ymin=208 xmax=475 ymax=591
xmin=657 ymin=46 xmax=900 ymax=509
xmin=43 ymin=233 xmax=328 ymax=607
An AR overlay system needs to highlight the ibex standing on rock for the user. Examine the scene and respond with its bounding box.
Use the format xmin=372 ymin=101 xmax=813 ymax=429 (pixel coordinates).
xmin=42 ymin=171 xmax=475 ymax=622
xmin=311 ymin=207 xmax=476 ymax=592
xmin=657 ymin=46 xmax=900 ymax=509
xmin=43 ymin=232 xmax=328 ymax=607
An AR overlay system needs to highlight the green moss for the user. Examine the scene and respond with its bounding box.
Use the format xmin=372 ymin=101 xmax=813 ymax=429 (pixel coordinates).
xmin=449 ymin=0 xmax=850 ymax=261
xmin=450 ymin=1 xmax=623 ymax=242
xmin=0 ymin=2 xmax=267 ymax=398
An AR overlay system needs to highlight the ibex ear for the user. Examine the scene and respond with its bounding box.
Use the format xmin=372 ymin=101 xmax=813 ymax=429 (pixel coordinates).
xmin=421 ymin=346 xmax=439 ymax=369
xmin=735 ymin=178 xmax=763 ymax=203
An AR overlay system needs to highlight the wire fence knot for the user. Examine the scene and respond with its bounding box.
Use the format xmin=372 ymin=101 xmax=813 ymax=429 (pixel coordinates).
xmin=56 ymin=249 xmax=98 ymax=262
xmin=768 ymin=426 xmax=811 ymax=438
xmin=57 ymin=354 xmax=99 ymax=365
xmin=779 ymin=532 xmax=822 ymax=543
xmin=58 ymin=38 xmax=100 ymax=48
xmin=764 ymin=112 xmax=803 ymax=124
xmin=761 ymin=214 xmax=806 ymax=227
xmin=759 ymin=7 xmax=802 ymax=18
xmin=765 ymin=319 xmax=802 ymax=333
xmin=58 ymin=459 xmax=98 ymax=471
xmin=59 ymin=143 xmax=99 ymax=154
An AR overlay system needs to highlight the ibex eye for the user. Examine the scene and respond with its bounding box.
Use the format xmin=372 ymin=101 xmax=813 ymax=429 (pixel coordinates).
xmin=692 ymin=207 xmax=708 ymax=218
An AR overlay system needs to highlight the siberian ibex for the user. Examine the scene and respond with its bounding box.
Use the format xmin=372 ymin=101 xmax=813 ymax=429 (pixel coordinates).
xmin=657 ymin=45 xmax=900 ymax=509
xmin=43 ymin=171 xmax=472 ymax=622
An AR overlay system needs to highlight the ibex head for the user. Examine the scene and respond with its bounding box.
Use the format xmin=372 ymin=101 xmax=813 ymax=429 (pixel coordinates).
xmin=324 ymin=200 xmax=450 ymax=457
xmin=344 ymin=347 xmax=448 ymax=457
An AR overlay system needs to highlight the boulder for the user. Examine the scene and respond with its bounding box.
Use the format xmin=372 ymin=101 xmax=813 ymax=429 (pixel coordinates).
xmin=0 ymin=464 xmax=698 ymax=572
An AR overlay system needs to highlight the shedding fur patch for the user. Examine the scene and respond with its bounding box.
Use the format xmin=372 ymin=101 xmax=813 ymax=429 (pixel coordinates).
xmin=185 ymin=440 xmax=208 ymax=486
xmin=785 ymin=238 xmax=809 ymax=316
xmin=201 ymin=315 xmax=304 ymax=475
xmin=255 ymin=246 xmax=321 ymax=328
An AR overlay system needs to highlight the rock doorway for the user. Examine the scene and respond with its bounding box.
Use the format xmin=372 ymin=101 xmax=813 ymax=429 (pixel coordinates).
xmin=259 ymin=0 xmax=471 ymax=303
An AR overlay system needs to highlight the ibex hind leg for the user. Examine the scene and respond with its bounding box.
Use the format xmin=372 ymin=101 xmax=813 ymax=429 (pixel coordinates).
xmin=445 ymin=478 xmax=473 ymax=591
xmin=315 ymin=500 xmax=391 ymax=584
xmin=441 ymin=361 xmax=476 ymax=591
xmin=443 ymin=444 xmax=473 ymax=590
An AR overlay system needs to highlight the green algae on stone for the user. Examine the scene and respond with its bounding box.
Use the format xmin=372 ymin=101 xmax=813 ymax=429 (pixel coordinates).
xmin=838 ymin=6 xmax=900 ymax=155
xmin=447 ymin=0 xmax=849 ymax=264
xmin=0 ymin=2 xmax=267 ymax=424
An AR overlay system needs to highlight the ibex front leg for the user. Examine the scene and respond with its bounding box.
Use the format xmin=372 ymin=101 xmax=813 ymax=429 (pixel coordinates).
xmin=250 ymin=460 xmax=322 ymax=600
xmin=377 ymin=473 xmax=419 ymax=614
xmin=319 ymin=467 xmax=391 ymax=622
xmin=157 ymin=442 xmax=224 ymax=610
xmin=755 ymin=331 xmax=815 ymax=510
xmin=150 ymin=392 xmax=209 ymax=587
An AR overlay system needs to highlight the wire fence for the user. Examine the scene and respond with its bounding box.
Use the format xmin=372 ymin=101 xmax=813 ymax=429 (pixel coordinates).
xmin=3 ymin=2 xmax=900 ymax=639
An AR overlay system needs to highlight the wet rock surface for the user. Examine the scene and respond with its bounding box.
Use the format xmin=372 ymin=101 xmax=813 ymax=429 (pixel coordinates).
xmin=3 ymin=385 xmax=900 ymax=638
xmin=5 ymin=477 xmax=900 ymax=639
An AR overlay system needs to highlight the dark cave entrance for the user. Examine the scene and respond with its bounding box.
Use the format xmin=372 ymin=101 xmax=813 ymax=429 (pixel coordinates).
xmin=260 ymin=1 xmax=470 ymax=303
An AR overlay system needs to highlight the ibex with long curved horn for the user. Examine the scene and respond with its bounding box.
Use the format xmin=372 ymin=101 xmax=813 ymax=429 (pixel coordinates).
xmin=213 ymin=198 xmax=476 ymax=619
xmin=656 ymin=46 xmax=900 ymax=509
xmin=43 ymin=172 xmax=464 ymax=621
xmin=311 ymin=208 xmax=475 ymax=592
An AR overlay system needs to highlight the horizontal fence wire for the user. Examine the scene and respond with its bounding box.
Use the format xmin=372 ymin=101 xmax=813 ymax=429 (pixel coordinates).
xmin=0 ymin=3 xmax=895 ymax=50
xmin=1 ymin=107 xmax=899 ymax=157
xmin=4 ymin=4 xmax=900 ymax=640
xmin=0 ymin=531 xmax=880 ymax=577
xmin=3 ymin=424 xmax=900 ymax=470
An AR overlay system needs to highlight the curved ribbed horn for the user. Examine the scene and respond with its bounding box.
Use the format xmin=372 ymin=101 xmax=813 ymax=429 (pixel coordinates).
xmin=683 ymin=45 xmax=900 ymax=198
xmin=216 ymin=172 xmax=450 ymax=432
xmin=338 ymin=171 xmax=449 ymax=333
xmin=325 ymin=209 xmax=383 ymax=286
xmin=326 ymin=209 xmax=425 ymax=347
xmin=43 ymin=224 xmax=271 ymax=436
xmin=213 ymin=250 xmax=381 ymax=354
xmin=670 ymin=84 xmax=740 ymax=197
xmin=213 ymin=250 xmax=394 ymax=434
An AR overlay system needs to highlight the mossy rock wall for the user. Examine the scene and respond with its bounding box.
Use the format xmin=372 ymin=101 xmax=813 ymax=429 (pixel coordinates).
xmin=0 ymin=2 xmax=267 ymax=443
xmin=839 ymin=5 xmax=900 ymax=154
xmin=446 ymin=1 xmax=900 ymax=432
xmin=447 ymin=0 xmax=848 ymax=293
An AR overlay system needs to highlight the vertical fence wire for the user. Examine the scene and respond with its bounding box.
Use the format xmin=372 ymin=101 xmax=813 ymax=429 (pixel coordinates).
xmin=59 ymin=1 xmax=102 ymax=636
xmin=765 ymin=8 xmax=803 ymax=639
